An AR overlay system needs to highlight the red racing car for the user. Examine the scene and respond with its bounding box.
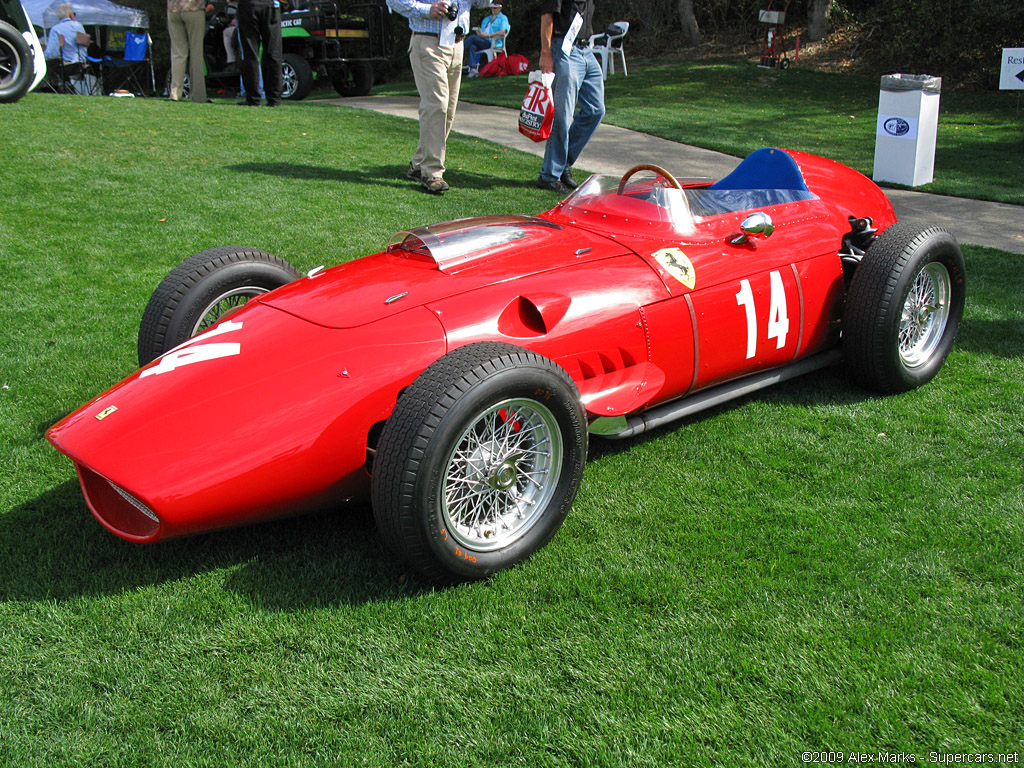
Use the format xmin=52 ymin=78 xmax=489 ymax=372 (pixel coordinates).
xmin=47 ymin=148 xmax=966 ymax=582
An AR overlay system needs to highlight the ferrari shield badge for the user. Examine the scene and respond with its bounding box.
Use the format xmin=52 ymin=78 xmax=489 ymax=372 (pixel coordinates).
xmin=652 ymin=248 xmax=696 ymax=290
xmin=95 ymin=405 xmax=118 ymax=421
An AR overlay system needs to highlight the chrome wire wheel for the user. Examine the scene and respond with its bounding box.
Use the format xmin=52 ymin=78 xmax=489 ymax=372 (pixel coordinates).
xmin=843 ymin=222 xmax=965 ymax=394
xmin=190 ymin=286 xmax=270 ymax=336
xmin=899 ymin=262 xmax=951 ymax=369
xmin=440 ymin=397 xmax=563 ymax=553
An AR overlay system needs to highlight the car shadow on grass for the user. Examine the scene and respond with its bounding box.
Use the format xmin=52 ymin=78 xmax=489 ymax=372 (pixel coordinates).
xmin=226 ymin=162 xmax=540 ymax=192
xmin=0 ymin=481 xmax=427 ymax=607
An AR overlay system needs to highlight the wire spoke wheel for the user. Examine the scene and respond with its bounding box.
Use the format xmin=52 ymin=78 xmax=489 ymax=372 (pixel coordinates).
xmin=441 ymin=398 xmax=562 ymax=552
xmin=898 ymin=262 xmax=951 ymax=368
xmin=372 ymin=342 xmax=587 ymax=582
xmin=843 ymin=222 xmax=965 ymax=393
xmin=191 ymin=286 xmax=271 ymax=336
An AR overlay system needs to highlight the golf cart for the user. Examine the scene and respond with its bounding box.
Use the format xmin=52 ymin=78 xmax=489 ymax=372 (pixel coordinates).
xmin=174 ymin=0 xmax=393 ymax=101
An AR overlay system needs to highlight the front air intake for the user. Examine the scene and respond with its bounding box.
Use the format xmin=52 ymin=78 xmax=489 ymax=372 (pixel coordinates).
xmin=76 ymin=465 xmax=160 ymax=540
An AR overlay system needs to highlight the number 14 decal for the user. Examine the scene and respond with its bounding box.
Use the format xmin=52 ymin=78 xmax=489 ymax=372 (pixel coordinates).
xmin=735 ymin=271 xmax=789 ymax=359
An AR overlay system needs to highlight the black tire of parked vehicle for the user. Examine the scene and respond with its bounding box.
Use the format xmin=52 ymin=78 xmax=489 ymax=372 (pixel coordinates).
xmin=331 ymin=61 xmax=372 ymax=98
xmin=165 ymin=70 xmax=191 ymax=100
xmin=843 ymin=222 xmax=966 ymax=393
xmin=371 ymin=342 xmax=588 ymax=583
xmin=164 ymin=55 xmax=314 ymax=101
xmin=138 ymin=246 xmax=302 ymax=366
xmin=281 ymin=52 xmax=312 ymax=100
xmin=0 ymin=20 xmax=34 ymax=104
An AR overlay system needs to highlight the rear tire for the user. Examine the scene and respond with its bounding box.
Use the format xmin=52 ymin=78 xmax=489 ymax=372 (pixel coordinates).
xmin=331 ymin=61 xmax=372 ymax=97
xmin=164 ymin=70 xmax=191 ymax=100
xmin=843 ymin=222 xmax=966 ymax=393
xmin=0 ymin=20 xmax=34 ymax=104
xmin=138 ymin=246 xmax=301 ymax=366
xmin=371 ymin=342 xmax=587 ymax=582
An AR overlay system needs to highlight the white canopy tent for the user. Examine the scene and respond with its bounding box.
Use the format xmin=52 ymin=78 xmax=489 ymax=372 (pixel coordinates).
xmin=23 ymin=0 xmax=148 ymax=32
xmin=25 ymin=0 xmax=153 ymax=94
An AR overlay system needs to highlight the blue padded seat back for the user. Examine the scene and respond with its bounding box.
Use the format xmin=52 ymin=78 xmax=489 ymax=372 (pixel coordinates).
xmin=123 ymin=31 xmax=147 ymax=61
xmin=710 ymin=147 xmax=808 ymax=191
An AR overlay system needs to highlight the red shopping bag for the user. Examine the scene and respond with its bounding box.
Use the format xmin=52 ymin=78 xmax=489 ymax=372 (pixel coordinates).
xmin=518 ymin=70 xmax=555 ymax=142
xmin=506 ymin=54 xmax=530 ymax=75
xmin=479 ymin=52 xmax=506 ymax=77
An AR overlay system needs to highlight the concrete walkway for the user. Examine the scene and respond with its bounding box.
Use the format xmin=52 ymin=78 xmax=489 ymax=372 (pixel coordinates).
xmin=321 ymin=95 xmax=1024 ymax=255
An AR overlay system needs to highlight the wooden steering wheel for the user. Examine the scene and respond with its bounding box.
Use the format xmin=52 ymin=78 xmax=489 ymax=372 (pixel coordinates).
xmin=617 ymin=164 xmax=683 ymax=195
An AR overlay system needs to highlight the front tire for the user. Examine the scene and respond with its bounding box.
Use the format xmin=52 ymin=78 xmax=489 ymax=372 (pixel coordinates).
xmin=371 ymin=342 xmax=588 ymax=582
xmin=281 ymin=53 xmax=313 ymax=100
xmin=0 ymin=20 xmax=34 ymax=104
xmin=843 ymin=222 xmax=966 ymax=393
xmin=138 ymin=246 xmax=301 ymax=366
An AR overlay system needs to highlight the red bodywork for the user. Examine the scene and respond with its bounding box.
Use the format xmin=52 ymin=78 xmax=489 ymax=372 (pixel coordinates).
xmin=48 ymin=149 xmax=897 ymax=542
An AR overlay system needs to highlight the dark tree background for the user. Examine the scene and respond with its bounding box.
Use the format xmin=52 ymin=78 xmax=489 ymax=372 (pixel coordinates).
xmin=126 ymin=0 xmax=1020 ymax=88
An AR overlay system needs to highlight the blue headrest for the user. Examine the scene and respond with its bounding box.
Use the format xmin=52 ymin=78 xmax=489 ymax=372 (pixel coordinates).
xmin=710 ymin=147 xmax=808 ymax=192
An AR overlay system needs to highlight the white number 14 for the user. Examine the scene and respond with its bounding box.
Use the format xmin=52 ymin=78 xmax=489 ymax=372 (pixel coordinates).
xmin=736 ymin=271 xmax=789 ymax=360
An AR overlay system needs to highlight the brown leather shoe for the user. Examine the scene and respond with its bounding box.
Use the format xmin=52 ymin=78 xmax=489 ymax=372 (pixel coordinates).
xmin=422 ymin=177 xmax=449 ymax=195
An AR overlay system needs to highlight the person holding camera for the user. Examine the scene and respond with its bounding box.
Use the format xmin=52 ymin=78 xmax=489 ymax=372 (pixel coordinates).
xmin=388 ymin=0 xmax=495 ymax=194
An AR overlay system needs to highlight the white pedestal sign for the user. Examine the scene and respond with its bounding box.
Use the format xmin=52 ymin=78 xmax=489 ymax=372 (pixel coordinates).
xmin=999 ymin=48 xmax=1024 ymax=90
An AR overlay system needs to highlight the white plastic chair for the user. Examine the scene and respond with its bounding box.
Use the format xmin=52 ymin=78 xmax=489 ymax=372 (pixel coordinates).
xmin=479 ymin=30 xmax=507 ymax=65
xmin=588 ymin=21 xmax=628 ymax=80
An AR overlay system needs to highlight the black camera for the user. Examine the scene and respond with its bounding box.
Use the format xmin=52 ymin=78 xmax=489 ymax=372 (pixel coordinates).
xmin=444 ymin=1 xmax=458 ymax=21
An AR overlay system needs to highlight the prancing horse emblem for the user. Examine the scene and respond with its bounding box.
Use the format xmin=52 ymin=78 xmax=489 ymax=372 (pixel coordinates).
xmin=652 ymin=247 xmax=696 ymax=290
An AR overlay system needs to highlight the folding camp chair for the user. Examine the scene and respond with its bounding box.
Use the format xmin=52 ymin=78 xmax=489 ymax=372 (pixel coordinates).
xmin=102 ymin=30 xmax=153 ymax=95
xmin=39 ymin=25 xmax=101 ymax=94
xmin=41 ymin=56 xmax=101 ymax=93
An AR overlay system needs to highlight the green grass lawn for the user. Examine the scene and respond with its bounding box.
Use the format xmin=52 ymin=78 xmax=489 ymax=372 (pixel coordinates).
xmin=378 ymin=57 xmax=1024 ymax=206
xmin=1 ymin=95 xmax=1022 ymax=767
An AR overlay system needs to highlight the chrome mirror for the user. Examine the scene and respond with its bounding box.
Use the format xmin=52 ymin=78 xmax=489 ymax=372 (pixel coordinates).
xmin=731 ymin=212 xmax=775 ymax=245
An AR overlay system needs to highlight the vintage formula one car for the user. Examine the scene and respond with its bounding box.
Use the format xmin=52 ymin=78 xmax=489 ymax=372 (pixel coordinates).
xmin=47 ymin=148 xmax=966 ymax=581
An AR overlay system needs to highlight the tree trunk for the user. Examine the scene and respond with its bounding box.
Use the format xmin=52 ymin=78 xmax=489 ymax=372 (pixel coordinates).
xmin=807 ymin=0 xmax=832 ymax=42
xmin=677 ymin=0 xmax=701 ymax=46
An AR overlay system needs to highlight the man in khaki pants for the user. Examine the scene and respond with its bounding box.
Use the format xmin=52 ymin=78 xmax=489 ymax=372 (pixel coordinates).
xmin=167 ymin=0 xmax=208 ymax=102
xmin=387 ymin=0 xmax=493 ymax=194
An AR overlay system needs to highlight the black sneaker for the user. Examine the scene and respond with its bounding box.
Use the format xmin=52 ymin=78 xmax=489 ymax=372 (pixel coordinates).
xmin=536 ymin=175 xmax=572 ymax=195
xmin=422 ymin=177 xmax=449 ymax=195
xmin=406 ymin=164 xmax=421 ymax=181
xmin=560 ymin=168 xmax=579 ymax=189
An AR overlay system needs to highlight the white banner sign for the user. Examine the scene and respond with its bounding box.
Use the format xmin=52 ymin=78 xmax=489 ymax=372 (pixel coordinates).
xmin=999 ymin=48 xmax=1024 ymax=90
xmin=877 ymin=113 xmax=919 ymax=141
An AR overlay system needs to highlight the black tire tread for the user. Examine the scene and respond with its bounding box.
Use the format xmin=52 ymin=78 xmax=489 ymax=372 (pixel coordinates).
xmin=371 ymin=342 xmax=584 ymax=582
xmin=138 ymin=246 xmax=300 ymax=366
xmin=332 ymin=61 xmax=373 ymax=98
xmin=0 ymin=20 xmax=34 ymax=104
xmin=282 ymin=52 xmax=314 ymax=101
xmin=843 ymin=222 xmax=963 ymax=393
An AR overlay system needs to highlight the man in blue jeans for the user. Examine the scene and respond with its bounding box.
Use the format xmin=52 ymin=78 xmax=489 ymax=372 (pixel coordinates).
xmin=238 ymin=0 xmax=282 ymax=106
xmin=536 ymin=0 xmax=604 ymax=194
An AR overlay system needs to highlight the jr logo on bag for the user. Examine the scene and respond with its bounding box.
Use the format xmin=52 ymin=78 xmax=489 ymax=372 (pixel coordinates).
xmin=519 ymin=71 xmax=556 ymax=142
